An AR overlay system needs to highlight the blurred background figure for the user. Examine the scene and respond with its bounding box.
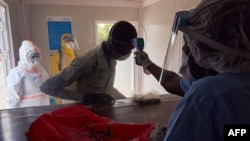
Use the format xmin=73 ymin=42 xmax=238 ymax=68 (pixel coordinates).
xmin=49 ymin=33 xmax=78 ymax=105
xmin=6 ymin=40 xmax=49 ymax=108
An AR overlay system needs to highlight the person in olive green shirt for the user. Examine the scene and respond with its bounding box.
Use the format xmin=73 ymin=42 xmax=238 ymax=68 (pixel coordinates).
xmin=40 ymin=21 xmax=137 ymax=106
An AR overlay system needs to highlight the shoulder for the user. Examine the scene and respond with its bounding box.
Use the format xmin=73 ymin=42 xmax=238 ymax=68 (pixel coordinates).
xmin=81 ymin=48 xmax=97 ymax=57
xmin=69 ymin=48 xmax=98 ymax=69
xmin=186 ymin=73 xmax=250 ymax=103
xmin=8 ymin=67 xmax=22 ymax=75
xmin=7 ymin=67 xmax=24 ymax=82
xmin=192 ymin=73 xmax=250 ymax=93
xmin=180 ymin=78 xmax=194 ymax=93
xmin=186 ymin=75 xmax=224 ymax=99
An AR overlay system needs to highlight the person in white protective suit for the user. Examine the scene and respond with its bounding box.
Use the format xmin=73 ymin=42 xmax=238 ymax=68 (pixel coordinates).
xmin=6 ymin=40 xmax=50 ymax=108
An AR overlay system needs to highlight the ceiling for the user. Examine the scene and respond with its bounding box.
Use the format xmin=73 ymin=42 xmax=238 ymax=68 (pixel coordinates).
xmin=23 ymin=0 xmax=159 ymax=8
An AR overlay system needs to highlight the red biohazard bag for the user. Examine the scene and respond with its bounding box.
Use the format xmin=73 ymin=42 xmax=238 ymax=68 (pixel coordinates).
xmin=25 ymin=105 xmax=155 ymax=141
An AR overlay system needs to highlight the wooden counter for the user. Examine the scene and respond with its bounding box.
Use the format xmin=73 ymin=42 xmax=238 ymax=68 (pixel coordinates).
xmin=0 ymin=94 xmax=181 ymax=141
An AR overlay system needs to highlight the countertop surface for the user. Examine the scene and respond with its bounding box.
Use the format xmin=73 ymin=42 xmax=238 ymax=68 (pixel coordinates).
xmin=0 ymin=94 xmax=181 ymax=141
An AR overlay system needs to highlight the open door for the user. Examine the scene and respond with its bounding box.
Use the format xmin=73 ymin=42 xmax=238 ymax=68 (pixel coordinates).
xmin=0 ymin=1 xmax=14 ymax=109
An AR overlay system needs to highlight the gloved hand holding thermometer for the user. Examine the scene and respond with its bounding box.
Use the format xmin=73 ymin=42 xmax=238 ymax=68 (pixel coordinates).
xmin=132 ymin=38 xmax=160 ymax=104
xmin=133 ymin=38 xmax=152 ymax=75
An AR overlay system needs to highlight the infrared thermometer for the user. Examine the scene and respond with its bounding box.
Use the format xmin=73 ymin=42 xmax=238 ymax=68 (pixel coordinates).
xmin=132 ymin=38 xmax=151 ymax=75
xmin=132 ymin=38 xmax=144 ymax=51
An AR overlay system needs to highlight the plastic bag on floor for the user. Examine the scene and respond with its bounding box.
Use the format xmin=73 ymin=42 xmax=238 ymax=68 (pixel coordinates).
xmin=25 ymin=105 xmax=155 ymax=141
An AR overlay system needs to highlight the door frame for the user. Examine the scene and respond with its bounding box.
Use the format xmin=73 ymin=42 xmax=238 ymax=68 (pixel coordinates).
xmin=0 ymin=0 xmax=14 ymax=76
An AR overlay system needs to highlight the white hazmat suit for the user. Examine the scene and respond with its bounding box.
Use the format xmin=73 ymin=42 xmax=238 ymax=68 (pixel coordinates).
xmin=6 ymin=40 xmax=49 ymax=108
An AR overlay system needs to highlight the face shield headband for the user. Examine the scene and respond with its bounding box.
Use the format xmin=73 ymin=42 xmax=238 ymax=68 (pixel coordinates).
xmin=159 ymin=11 xmax=250 ymax=83
xmin=179 ymin=27 xmax=250 ymax=59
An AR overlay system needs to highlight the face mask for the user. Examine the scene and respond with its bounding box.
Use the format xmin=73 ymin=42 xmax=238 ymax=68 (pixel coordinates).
xmin=107 ymin=41 xmax=133 ymax=61
xmin=116 ymin=52 xmax=131 ymax=61
xmin=66 ymin=41 xmax=75 ymax=49
xmin=28 ymin=53 xmax=41 ymax=66
xmin=31 ymin=58 xmax=40 ymax=66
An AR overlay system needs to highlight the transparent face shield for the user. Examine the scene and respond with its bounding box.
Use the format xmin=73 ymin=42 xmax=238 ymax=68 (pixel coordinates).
xmin=105 ymin=21 xmax=140 ymax=61
xmin=107 ymin=33 xmax=135 ymax=61
xmin=63 ymin=35 xmax=80 ymax=50
xmin=159 ymin=10 xmax=250 ymax=83
xmin=159 ymin=11 xmax=189 ymax=83
xmin=114 ymin=38 xmax=145 ymax=60
xmin=107 ymin=39 xmax=134 ymax=60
